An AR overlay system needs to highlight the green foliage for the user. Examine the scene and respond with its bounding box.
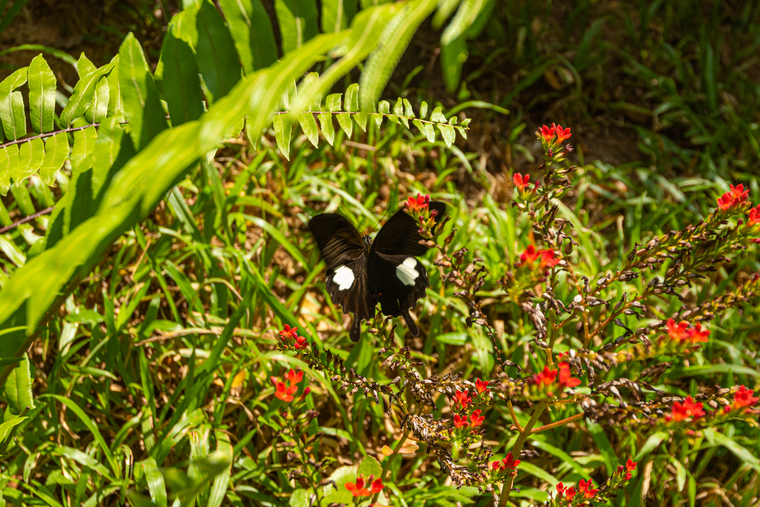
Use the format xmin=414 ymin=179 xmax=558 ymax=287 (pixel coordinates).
xmin=0 ymin=2 xmax=758 ymax=507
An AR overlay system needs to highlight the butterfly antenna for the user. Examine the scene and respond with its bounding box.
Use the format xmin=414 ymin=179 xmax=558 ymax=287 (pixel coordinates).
xmin=368 ymin=206 xmax=391 ymax=235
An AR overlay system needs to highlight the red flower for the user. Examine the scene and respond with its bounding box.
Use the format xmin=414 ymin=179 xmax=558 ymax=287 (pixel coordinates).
xmin=521 ymin=245 xmax=541 ymax=264
xmin=453 ymin=414 xmax=468 ymax=429
xmin=666 ymin=319 xmax=689 ymax=341
xmin=558 ymin=363 xmax=581 ymax=389
xmin=492 ymin=452 xmax=521 ymax=472
xmin=668 ymin=396 xmax=705 ymax=422
xmin=625 ymin=472 xmax=632 ymax=480
xmin=513 ymin=172 xmax=531 ymax=190
xmin=555 ymin=124 xmax=572 ymax=142
xmin=747 ymin=204 xmax=760 ymax=226
xmin=285 ymin=369 xmax=303 ymax=385
xmin=731 ymin=385 xmax=759 ymax=410
xmin=345 ymin=474 xmax=383 ymax=497
xmin=454 ymin=390 xmax=472 ymax=410
xmin=687 ymin=324 xmax=710 ymax=344
xmin=556 ymin=483 xmax=575 ymax=500
xmin=279 ymin=325 xmax=308 ymax=350
xmin=475 ymin=378 xmax=490 ymax=394
xmin=271 ymin=377 xmax=299 ymax=402
xmin=406 ymin=193 xmax=430 ymax=212
xmin=533 ymin=366 xmax=558 ymax=386
xmin=578 ymin=479 xmax=599 ymax=499
xmin=469 ymin=409 xmax=485 ymax=428
xmin=717 ymin=184 xmax=750 ymax=211
xmin=540 ymin=124 xmax=556 ymax=142
xmin=539 ymin=249 xmax=560 ymax=269
xmin=626 ymin=459 xmax=637 ymax=472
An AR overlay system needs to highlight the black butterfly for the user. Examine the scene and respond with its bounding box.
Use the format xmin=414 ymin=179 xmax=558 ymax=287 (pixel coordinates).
xmin=309 ymin=202 xmax=446 ymax=342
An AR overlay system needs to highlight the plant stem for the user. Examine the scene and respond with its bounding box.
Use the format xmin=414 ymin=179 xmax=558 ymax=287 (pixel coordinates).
xmin=497 ymin=401 xmax=547 ymax=507
xmin=531 ymin=412 xmax=583 ymax=434
xmin=371 ymin=425 xmax=412 ymax=505
xmin=507 ymin=400 xmax=523 ymax=432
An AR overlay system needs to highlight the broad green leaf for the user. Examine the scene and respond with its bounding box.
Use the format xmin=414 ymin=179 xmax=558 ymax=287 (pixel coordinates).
xmin=298 ymin=112 xmax=320 ymax=147
xmin=136 ymin=458 xmax=167 ymax=507
xmin=13 ymin=137 xmax=45 ymax=183
xmin=274 ymin=0 xmax=319 ymax=53
xmin=586 ymin=420 xmax=616 ymax=475
xmin=218 ymin=0 xmax=277 ymax=74
xmin=706 ymin=429 xmax=760 ymax=472
xmin=432 ymin=0 xmax=459 ymax=29
xmin=59 ymin=61 xmax=114 ymax=127
xmin=345 ymin=83 xmax=359 ymax=112
xmin=160 ymin=25 xmax=204 ymax=125
xmin=337 ymin=112 xmax=352 ymax=138
xmin=635 ymin=431 xmax=668 ymax=461
xmin=0 ymin=414 xmax=26 ymax=444
xmin=321 ymin=0 xmax=358 ymax=32
xmin=0 ymin=68 xmax=28 ymax=141
xmin=2 ymin=353 xmax=33 ymax=415
xmin=106 ymin=56 xmax=122 ymax=116
xmin=27 ymin=54 xmax=56 ymax=134
xmin=0 ymin=235 xmax=25 ymax=266
xmin=360 ymin=0 xmax=436 ymax=111
xmin=39 ymin=133 xmax=69 ymax=186
xmin=118 ymin=33 xmax=168 ymax=150
xmin=438 ymin=123 xmax=455 ymax=147
xmin=273 ymin=114 xmax=293 ymax=160
xmin=77 ymin=53 xmax=97 ymax=77
xmin=195 ymin=0 xmax=242 ymax=103
xmin=92 ymin=117 xmax=135 ymax=199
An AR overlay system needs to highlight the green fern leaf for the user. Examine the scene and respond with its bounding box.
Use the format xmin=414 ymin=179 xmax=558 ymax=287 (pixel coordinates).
xmin=119 ymin=33 xmax=169 ymax=151
xmin=274 ymin=0 xmax=320 ymax=53
xmin=77 ymin=53 xmax=97 ymax=77
xmin=299 ymin=112 xmax=320 ymax=147
xmin=403 ymin=98 xmax=414 ymax=118
xmin=159 ymin=25 xmax=204 ymax=125
xmin=419 ymin=101 xmax=428 ymax=119
xmin=0 ymin=145 xmax=19 ymax=196
xmin=59 ymin=61 xmax=114 ymax=127
xmin=106 ymin=57 xmax=122 ymax=116
xmin=441 ymin=0 xmax=485 ymax=46
xmin=27 ymin=55 xmax=56 ymax=134
xmin=345 ymin=83 xmax=359 ymax=112
xmin=39 ymin=132 xmax=69 ymax=186
xmin=273 ymin=114 xmax=293 ymax=160
xmin=0 ymin=68 xmax=28 ymax=141
xmin=318 ymin=112 xmax=335 ymax=145
xmin=359 ymin=0 xmax=437 ymax=112
xmin=218 ymin=0 xmax=277 ymax=74
xmin=393 ymin=98 xmax=409 ymax=128
xmin=195 ymin=0 xmax=242 ymax=103
xmin=14 ymin=137 xmax=45 ymax=183
xmin=71 ymin=122 xmax=98 ymax=173
xmin=420 ymin=121 xmax=435 ymax=142
xmin=437 ymin=124 xmax=455 ymax=148
xmin=432 ymin=0 xmax=461 ymax=29
xmin=86 ymin=77 xmax=110 ymax=124
xmin=337 ymin=112 xmax=353 ymax=138
xmin=430 ymin=106 xmax=447 ymax=122
xmin=455 ymin=126 xmax=468 ymax=140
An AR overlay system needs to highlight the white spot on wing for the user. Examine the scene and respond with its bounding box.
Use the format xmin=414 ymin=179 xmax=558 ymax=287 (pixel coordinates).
xmin=333 ymin=265 xmax=355 ymax=291
xmin=396 ymin=257 xmax=419 ymax=286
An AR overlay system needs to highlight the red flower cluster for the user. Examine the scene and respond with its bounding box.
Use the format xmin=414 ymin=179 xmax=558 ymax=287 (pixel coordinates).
xmin=279 ymin=325 xmax=308 ymax=350
xmin=532 ymin=363 xmax=581 ymax=397
xmin=555 ymin=482 xmax=576 ymax=502
xmin=724 ymin=385 xmax=759 ymax=413
xmin=578 ymin=478 xmax=599 ymax=499
xmin=513 ymin=172 xmax=539 ymax=193
xmin=454 ymin=390 xmax=472 ymax=410
xmin=271 ymin=369 xmax=308 ymax=403
xmin=520 ymin=245 xmax=560 ymax=270
xmin=345 ymin=474 xmax=383 ymax=497
xmin=620 ymin=459 xmax=637 ymax=481
xmin=717 ymin=183 xmax=749 ymax=211
xmin=665 ymin=319 xmax=710 ymax=345
xmin=666 ymin=396 xmax=705 ymax=422
xmin=475 ymin=378 xmax=490 ymax=394
xmin=453 ymin=409 xmax=485 ymax=430
xmin=406 ymin=193 xmax=430 ymax=212
xmin=539 ymin=123 xmax=572 ymax=144
xmin=491 ymin=452 xmax=520 ymax=472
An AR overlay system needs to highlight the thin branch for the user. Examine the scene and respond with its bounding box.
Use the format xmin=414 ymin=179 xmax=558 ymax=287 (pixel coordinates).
xmin=531 ymin=412 xmax=584 ymax=434
xmin=0 ymin=124 xmax=100 ymax=149
xmin=0 ymin=206 xmax=55 ymax=234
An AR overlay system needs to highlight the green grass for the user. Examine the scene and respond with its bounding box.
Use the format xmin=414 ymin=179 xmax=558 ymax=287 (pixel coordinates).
xmin=1 ymin=1 xmax=759 ymax=506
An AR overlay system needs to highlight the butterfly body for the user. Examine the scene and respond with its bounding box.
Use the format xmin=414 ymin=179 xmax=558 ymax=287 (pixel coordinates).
xmin=310 ymin=203 xmax=445 ymax=341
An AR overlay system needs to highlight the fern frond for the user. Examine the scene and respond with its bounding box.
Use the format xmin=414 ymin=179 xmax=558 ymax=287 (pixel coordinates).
xmin=271 ymin=82 xmax=471 ymax=156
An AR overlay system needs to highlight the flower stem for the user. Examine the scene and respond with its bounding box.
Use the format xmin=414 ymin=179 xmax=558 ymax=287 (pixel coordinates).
xmin=371 ymin=426 xmax=412 ymax=505
xmin=497 ymin=401 xmax=547 ymax=507
xmin=507 ymin=400 xmax=523 ymax=432
xmin=531 ymin=412 xmax=583 ymax=434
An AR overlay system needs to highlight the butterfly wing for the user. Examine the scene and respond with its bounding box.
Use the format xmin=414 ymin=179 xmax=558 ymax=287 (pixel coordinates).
xmin=372 ymin=202 xmax=447 ymax=256
xmin=308 ymin=213 xmax=364 ymax=269
xmin=369 ymin=252 xmax=430 ymax=336
xmin=309 ymin=213 xmax=374 ymax=342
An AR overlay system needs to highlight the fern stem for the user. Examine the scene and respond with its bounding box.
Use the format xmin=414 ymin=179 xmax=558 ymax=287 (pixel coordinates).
xmin=0 ymin=124 xmax=99 ymax=149
xmin=0 ymin=206 xmax=55 ymax=234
